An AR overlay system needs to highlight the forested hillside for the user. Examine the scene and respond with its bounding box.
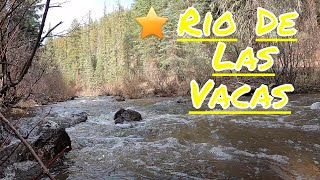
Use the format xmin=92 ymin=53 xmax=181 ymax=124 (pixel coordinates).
xmin=44 ymin=0 xmax=320 ymax=98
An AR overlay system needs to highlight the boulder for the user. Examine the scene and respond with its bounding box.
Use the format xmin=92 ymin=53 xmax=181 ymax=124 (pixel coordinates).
xmin=47 ymin=112 xmax=88 ymax=128
xmin=41 ymin=120 xmax=60 ymax=130
xmin=0 ymin=128 xmax=71 ymax=178
xmin=0 ymin=111 xmax=86 ymax=177
xmin=114 ymin=108 xmax=142 ymax=124
xmin=19 ymin=128 xmax=72 ymax=164
xmin=9 ymin=111 xmax=88 ymax=138
xmin=114 ymin=108 xmax=126 ymax=120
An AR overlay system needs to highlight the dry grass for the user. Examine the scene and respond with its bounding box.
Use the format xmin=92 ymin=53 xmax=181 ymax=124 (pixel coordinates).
xmin=99 ymin=68 xmax=186 ymax=99
xmin=16 ymin=69 xmax=76 ymax=104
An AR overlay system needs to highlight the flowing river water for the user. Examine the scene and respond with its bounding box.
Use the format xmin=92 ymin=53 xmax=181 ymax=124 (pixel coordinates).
xmin=34 ymin=94 xmax=319 ymax=179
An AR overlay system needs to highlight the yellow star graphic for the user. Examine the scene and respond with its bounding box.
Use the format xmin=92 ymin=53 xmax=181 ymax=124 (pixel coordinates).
xmin=136 ymin=7 xmax=168 ymax=39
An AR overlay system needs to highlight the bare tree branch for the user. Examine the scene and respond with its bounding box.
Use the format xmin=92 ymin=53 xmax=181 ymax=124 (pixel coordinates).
xmin=0 ymin=0 xmax=24 ymax=29
xmin=0 ymin=0 xmax=9 ymax=13
xmin=16 ymin=0 xmax=51 ymax=82
xmin=41 ymin=21 xmax=63 ymax=43
xmin=0 ymin=112 xmax=55 ymax=180
xmin=33 ymin=145 xmax=69 ymax=180
xmin=0 ymin=107 xmax=51 ymax=166
xmin=0 ymin=0 xmax=52 ymax=96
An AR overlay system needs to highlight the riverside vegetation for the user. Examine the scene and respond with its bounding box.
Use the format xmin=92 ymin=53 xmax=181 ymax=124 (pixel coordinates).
xmin=43 ymin=0 xmax=320 ymax=99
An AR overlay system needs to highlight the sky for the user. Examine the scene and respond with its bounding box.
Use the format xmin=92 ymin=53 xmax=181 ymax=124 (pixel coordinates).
xmin=42 ymin=0 xmax=134 ymax=33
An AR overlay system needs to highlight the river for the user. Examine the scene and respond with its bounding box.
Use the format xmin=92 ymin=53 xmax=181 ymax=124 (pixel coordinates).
xmin=34 ymin=94 xmax=320 ymax=179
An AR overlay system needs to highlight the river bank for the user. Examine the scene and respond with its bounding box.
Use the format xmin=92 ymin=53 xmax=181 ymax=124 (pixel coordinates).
xmin=92 ymin=77 xmax=320 ymax=100
xmin=2 ymin=87 xmax=320 ymax=119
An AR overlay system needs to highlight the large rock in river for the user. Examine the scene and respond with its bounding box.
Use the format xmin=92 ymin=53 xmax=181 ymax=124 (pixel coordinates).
xmin=47 ymin=111 xmax=88 ymax=128
xmin=114 ymin=108 xmax=142 ymax=124
xmin=19 ymin=128 xmax=72 ymax=163
xmin=0 ymin=127 xmax=71 ymax=178
xmin=0 ymin=111 xmax=87 ymax=178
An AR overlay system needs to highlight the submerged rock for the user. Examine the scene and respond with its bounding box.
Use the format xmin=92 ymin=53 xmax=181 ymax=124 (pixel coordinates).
xmin=310 ymin=102 xmax=320 ymax=110
xmin=114 ymin=96 xmax=125 ymax=102
xmin=114 ymin=108 xmax=142 ymax=124
xmin=48 ymin=112 xmax=88 ymax=128
xmin=301 ymin=125 xmax=320 ymax=131
xmin=67 ymin=96 xmax=78 ymax=101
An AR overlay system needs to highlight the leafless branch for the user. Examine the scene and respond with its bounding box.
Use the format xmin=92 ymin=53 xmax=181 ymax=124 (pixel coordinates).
xmin=0 ymin=112 xmax=55 ymax=180
xmin=33 ymin=145 xmax=69 ymax=180
xmin=0 ymin=0 xmax=52 ymax=96
xmin=0 ymin=109 xmax=52 ymax=165
xmin=16 ymin=0 xmax=51 ymax=82
xmin=41 ymin=21 xmax=63 ymax=43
